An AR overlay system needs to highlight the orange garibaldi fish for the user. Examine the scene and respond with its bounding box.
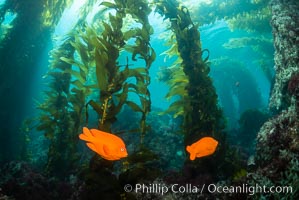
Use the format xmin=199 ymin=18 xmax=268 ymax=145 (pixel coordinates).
xmin=186 ymin=137 xmax=218 ymax=160
xmin=79 ymin=127 xmax=128 ymax=161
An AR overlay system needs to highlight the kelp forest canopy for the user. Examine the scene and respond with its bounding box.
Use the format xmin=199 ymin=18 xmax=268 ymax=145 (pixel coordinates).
xmin=0 ymin=0 xmax=273 ymax=175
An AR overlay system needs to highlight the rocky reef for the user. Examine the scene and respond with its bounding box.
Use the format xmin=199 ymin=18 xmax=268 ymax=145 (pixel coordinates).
xmin=251 ymin=0 xmax=299 ymax=198
xmin=0 ymin=161 xmax=75 ymax=200
xmin=253 ymin=105 xmax=299 ymax=199
xmin=269 ymin=0 xmax=299 ymax=111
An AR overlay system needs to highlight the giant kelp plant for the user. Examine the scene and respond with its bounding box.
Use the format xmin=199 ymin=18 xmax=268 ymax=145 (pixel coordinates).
xmin=35 ymin=0 xmax=100 ymax=178
xmin=154 ymin=0 xmax=232 ymax=182
xmin=36 ymin=36 xmax=87 ymax=177
xmin=36 ymin=0 xmax=155 ymax=179
xmin=154 ymin=0 xmax=224 ymax=144
xmin=153 ymin=0 xmax=250 ymax=184
xmin=84 ymin=0 xmax=155 ymax=139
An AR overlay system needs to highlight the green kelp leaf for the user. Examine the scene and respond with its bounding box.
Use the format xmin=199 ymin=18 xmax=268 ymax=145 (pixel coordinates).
xmin=167 ymin=88 xmax=186 ymax=100
xmin=95 ymin=48 xmax=109 ymax=90
xmin=37 ymin=102 xmax=52 ymax=113
xmin=60 ymin=56 xmax=88 ymax=74
xmin=161 ymin=44 xmax=179 ymax=62
xmin=164 ymin=100 xmax=185 ymax=118
xmin=138 ymin=27 xmax=150 ymax=40
xmin=71 ymin=80 xmax=84 ymax=89
xmin=79 ymin=69 xmax=87 ymax=82
xmin=139 ymin=95 xmax=151 ymax=111
xmin=43 ymin=89 xmax=58 ymax=98
xmin=126 ymin=101 xmax=143 ymax=113
xmin=127 ymin=68 xmax=147 ymax=83
xmin=72 ymin=103 xmax=83 ymax=116
xmin=126 ymin=83 xmax=138 ymax=93
xmin=116 ymin=66 xmax=129 ymax=84
xmin=148 ymin=25 xmax=154 ymax=35
xmin=38 ymin=104 xmax=58 ymax=117
xmin=127 ymin=83 xmax=147 ymax=95
xmin=68 ymin=88 xmax=85 ymax=103
xmin=70 ymin=38 xmax=89 ymax=66
xmin=170 ymin=69 xmax=188 ymax=79
xmin=128 ymin=67 xmax=147 ymax=75
xmin=87 ymin=100 xmax=103 ymax=115
xmin=173 ymin=109 xmax=184 ymax=118
xmin=168 ymin=77 xmax=188 ymax=86
xmin=109 ymin=13 xmax=122 ymax=31
xmin=123 ymin=29 xmax=136 ymax=40
xmin=80 ymin=59 xmax=89 ymax=73
xmin=166 ymin=85 xmax=187 ymax=100
xmin=85 ymin=84 xmax=98 ymax=89
xmin=97 ymin=37 xmax=110 ymax=52
xmin=100 ymin=1 xmax=118 ymax=9
xmin=113 ymin=83 xmax=129 ymax=108
xmin=146 ymin=47 xmax=156 ymax=67
xmin=84 ymin=26 xmax=100 ymax=48
xmin=36 ymin=120 xmax=53 ymax=131
xmin=136 ymin=81 xmax=148 ymax=95
xmin=102 ymin=21 xmax=113 ymax=39
xmin=124 ymin=45 xmax=135 ymax=54
xmin=69 ymin=90 xmax=84 ymax=116
xmin=60 ymin=57 xmax=76 ymax=65
xmin=162 ymin=43 xmax=178 ymax=55
xmin=70 ymin=88 xmax=85 ymax=113
xmin=107 ymin=92 xmax=127 ymax=118
xmin=64 ymin=69 xmax=86 ymax=84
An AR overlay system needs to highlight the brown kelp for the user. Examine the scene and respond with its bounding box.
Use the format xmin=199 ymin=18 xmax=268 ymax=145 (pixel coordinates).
xmin=84 ymin=0 xmax=155 ymax=142
xmin=154 ymin=0 xmax=248 ymax=183
xmin=35 ymin=1 xmax=98 ymax=178
xmin=36 ymin=36 xmax=89 ymax=177
xmin=36 ymin=0 xmax=155 ymax=178
xmin=154 ymin=0 xmax=224 ymax=142
xmin=63 ymin=0 xmax=157 ymax=198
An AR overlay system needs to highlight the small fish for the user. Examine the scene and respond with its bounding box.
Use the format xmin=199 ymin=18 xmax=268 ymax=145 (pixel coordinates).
xmin=79 ymin=127 xmax=128 ymax=161
xmin=186 ymin=137 xmax=218 ymax=160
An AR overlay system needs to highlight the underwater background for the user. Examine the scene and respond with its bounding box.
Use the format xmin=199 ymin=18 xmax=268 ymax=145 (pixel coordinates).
xmin=0 ymin=0 xmax=298 ymax=199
